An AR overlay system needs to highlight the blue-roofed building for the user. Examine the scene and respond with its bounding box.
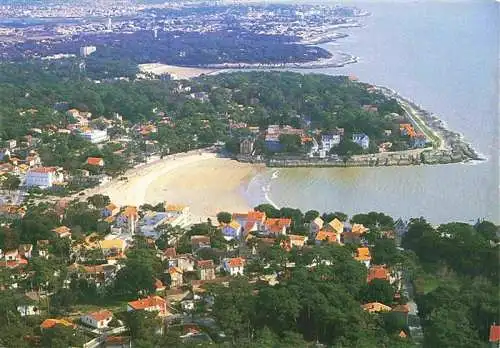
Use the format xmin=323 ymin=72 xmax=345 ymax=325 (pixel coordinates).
xmin=352 ymin=133 xmax=370 ymax=150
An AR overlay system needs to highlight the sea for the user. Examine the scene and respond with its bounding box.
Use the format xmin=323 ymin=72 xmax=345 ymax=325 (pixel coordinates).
xmin=245 ymin=0 xmax=499 ymax=224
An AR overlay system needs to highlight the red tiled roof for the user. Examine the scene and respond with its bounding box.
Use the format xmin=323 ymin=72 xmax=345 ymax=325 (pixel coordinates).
xmin=367 ymin=265 xmax=390 ymax=283
xmin=86 ymin=157 xmax=104 ymax=166
xmin=40 ymin=319 xmax=74 ymax=329
xmin=265 ymin=218 xmax=292 ymax=234
xmin=227 ymin=257 xmax=245 ymax=268
xmin=30 ymin=166 xmax=57 ymax=173
xmin=490 ymin=325 xmax=500 ymax=343
xmin=315 ymin=231 xmax=337 ymax=243
xmin=87 ymin=310 xmax=112 ymax=321
xmin=128 ymin=296 xmax=166 ymax=311
xmin=197 ymin=260 xmax=215 ymax=269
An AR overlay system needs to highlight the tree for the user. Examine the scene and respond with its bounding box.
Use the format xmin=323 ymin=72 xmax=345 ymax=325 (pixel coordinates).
xmin=124 ymin=310 xmax=162 ymax=343
xmin=41 ymin=325 xmax=85 ymax=348
xmin=254 ymin=204 xmax=280 ymax=218
xmin=332 ymin=138 xmax=363 ymax=156
xmin=304 ymin=210 xmax=320 ymax=223
xmin=2 ymin=174 xmax=20 ymax=191
xmin=114 ymin=248 xmax=161 ymax=297
xmin=279 ymin=134 xmax=302 ymax=153
xmin=372 ymin=238 xmax=400 ymax=266
xmin=360 ymin=279 xmax=395 ymax=305
xmin=217 ymin=211 xmax=232 ymax=224
xmin=87 ymin=194 xmax=110 ymax=209
xmin=322 ymin=211 xmax=348 ymax=222
xmin=474 ymin=220 xmax=499 ymax=242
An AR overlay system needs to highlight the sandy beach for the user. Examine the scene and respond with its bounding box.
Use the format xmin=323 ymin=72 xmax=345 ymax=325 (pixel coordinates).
xmin=92 ymin=152 xmax=263 ymax=221
xmin=138 ymin=63 xmax=217 ymax=79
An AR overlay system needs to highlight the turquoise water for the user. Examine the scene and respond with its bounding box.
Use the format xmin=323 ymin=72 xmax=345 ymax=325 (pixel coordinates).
xmin=246 ymin=1 xmax=499 ymax=224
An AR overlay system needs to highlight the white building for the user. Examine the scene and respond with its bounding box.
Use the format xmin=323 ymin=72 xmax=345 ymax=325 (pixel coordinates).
xmin=321 ymin=134 xmax=341 ymax=152
xmin=80 ymin=46 xmax=97 ymax=57
xmin=17 ymin=304 xmax=39 ymax=317
xmin=25 ymin=167 xmax=64 ymax=188
xmin=80 ymin=129 xmax=109 ymax=144
xmin=223 ymin=257 xmax=245 ymax=276
xmin=81 ymin=310 xmax=113 ymax=329
xmin=352 ymin=133 xmax=370 ymax=150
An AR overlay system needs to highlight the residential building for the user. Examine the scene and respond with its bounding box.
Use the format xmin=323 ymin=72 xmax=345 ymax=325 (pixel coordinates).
xmin=139 ymin=212 xmax=170 ymax=238
xmin=315 ymin=231 xmax=339 ymax=245
xmin=354 ymin=247 xmax=371 ymax=268
xmin=25 ymin=167 xmax=64 ymax=188
xmin=352 ymin=133 xmax=370 ymax=150
xmin=321 ymin=133 xmax=341 ymax=152
xmin=37 ymin=240 xmax=50 ymax=259
xmin=6 ymin=139 xmax=16 ymax=149
xmin=102 ymin=203 xmax=120 ymax=218
xmin=17 ymin=292 xmax=41 ymax=317
xmin=120 ymin=206 xmax=139 ymax=234
xmin=367 ymin=265 xmax=390 ymax=283
xmin=412 ymin=132 xmax=427 ymax=148
xmin=86 ymin=157 xmax=105 ymax=166
xmin=18 ymin=244 xmax=33 ymax=259
xmin=221 ymin=220 xmax=242 ymax=240
xmin=168 ymin=253 xmax=196 ymax=272
xmin=80 ymin=129 xmax=109 ymax=144
xmin=80 ymin=45 xmax=97 ymax=57
xmin=288 ymin=235 xmax=308 ymax=249
xmin=52 ymin=226 xmax=72 ymax=238
xmin=323 ymin=218 xmax=344 ymax=235
xmin=81 ymin=310 xmax=113 ymax=329
xmin=362 ymin=302 xmax=392 ymax=313
xmin=223 ymin=257 xmax=245 ymax=276
xmin=232 ymin=211 xmax=267 ymax=236
xmin=168 ymin=267 xmax=184 ymax=288
xmin=239 ymin=138 xmax=255 ymax=155
xmin=155 ymin=278 xmax=166 ymax=292
xmin=309 ymin=216 xmax=324 ymax=237
xmin=127 ymin=296 xmax=170 ymax=317
xmin=191 ymin=235 xmax=211 ymax=252
xmin=164 ymin=203 xmax=191 ymax=227
xmin=264 ymin=218 xmax=292 ymax=236
xmin=197 ymin=260 xmax=216 ymax=281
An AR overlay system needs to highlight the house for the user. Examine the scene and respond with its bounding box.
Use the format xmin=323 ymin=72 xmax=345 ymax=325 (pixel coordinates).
xmin=162 ymin=247 xmax=177 ymax=261
xmin=164 ymin=204 xmax=191 ymax=227
xmin=223 ymin=257 xmax=245 ymax=276
xmin=98 ymin=239 xmax=126 ymax=258
xmin=352 ymin=133 xmax=370 ymax=150
xmin=324 ymin=218 xmax=344 ymax=235
xmin=168 ymin=253 xmax=196 ymax=272
xmin=264 ymin=218 xmax=292 ymax=236
xmin=102 ymin=203 xmax=120 ymax=218
xmin=197 ymin=260 xmax=216 ymax=281
xmin=37 ymin=240 xmax=50 ymax=259
xmin=139 ymin=212 xmax=171 ymax=238
xmin=164 ymin=203 xmax=190 ymax=216
xmin=288 ymin=235 xmax=308 ymax=249
xmin=81 ymin=310 xmax=113 ymax=329
xmin=309 ymin=216 xmax=324 ymax=237
xmin=412 ymin=132 xmax=427 ymax=148
xmin=16 ymin=292 xmax=41 ymax=316
xmin=367 ymin=265 xmax=390 ymax=283
xmin=354 ymin=247 xmax=371 ymax=268
xmin=68 ymin=263 xmax=118 ymax=287
xmin=0 ymin=148 xmax=10 ymax=161
xmin=52 ymin=226 xmax=72 ymax=238
xmin=489 ymin=324 xmax=500 ymax=347
xmin=315 ymin=231 xmax=339 ymax=245
xmin=191 ymin=235 xmax=211 ymax=251
xmin=80 ymin=129 xmax=109 ymax=144
xmin=119 ymin=206 xmax=139 ymax=234
xmin=18 ymin=244 xmax=33 ymax=259
xmin=127 ymin=295 xmax=170 ymax=317
xmin=232 ymin=211 xmax=267 ymax=235
xmin=221 ymin=221 xmax=242 ymax=240
xmin=321 ymin=133 xmax=341 ymax=152
xmin=168 ymin=267 xmax=184 ymax=288
xmin=86 ymin=157 xmax=105 ymax=166
xmin=5 ymin=139 xmax=17 ymax=149
xmin=25 ymin=167 xmax=64 ymax=188
xmin=362 ymin=302 xmax=392 ymax=313
xmin=40 ymin=319 xmax=74 ymax=331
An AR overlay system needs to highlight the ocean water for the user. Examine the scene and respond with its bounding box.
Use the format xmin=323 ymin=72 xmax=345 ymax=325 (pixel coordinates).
xmin=246 ymin=1 xmax=499 ymax=224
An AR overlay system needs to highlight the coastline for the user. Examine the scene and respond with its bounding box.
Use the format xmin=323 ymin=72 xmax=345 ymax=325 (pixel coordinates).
xmin=83 ymin=151 xmax=263 ymax=221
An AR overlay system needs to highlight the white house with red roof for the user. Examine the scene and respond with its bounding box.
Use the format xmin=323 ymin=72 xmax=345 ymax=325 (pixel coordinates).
xmin=264 ymin=218 xmax=292 ymax=236
xmin=223 ymin=257 xmax=245 ymax=276
xmin=127 ymin=296 xmax=170 ymax=317
xmin=25 ymin=167 xmax=64 ymax=188
xmin=81 ymin=310 xmax=113 ymax=329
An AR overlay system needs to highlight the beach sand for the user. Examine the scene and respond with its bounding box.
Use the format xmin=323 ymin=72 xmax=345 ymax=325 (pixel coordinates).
xmin=94 ymin=152 xmax=262 ymax=221
xmin=138 ymin=63 xmax=217 ymax=80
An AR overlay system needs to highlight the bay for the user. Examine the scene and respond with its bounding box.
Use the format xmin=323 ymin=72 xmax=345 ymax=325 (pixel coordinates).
xmin=245 ymin=0 xmax=499 ymax=224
